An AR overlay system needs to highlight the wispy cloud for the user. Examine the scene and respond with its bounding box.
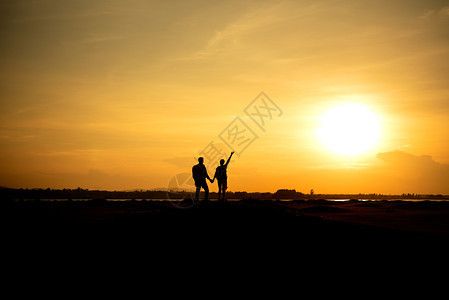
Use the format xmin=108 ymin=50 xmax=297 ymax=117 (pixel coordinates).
xmin=419 ymin=5 xmax=449 ymax=19
xmin=419 ymin=9 xmax=435 ymax=20
xmin=179 ymin=2 xmax=296 ymax=61
xmin=439 ymin=6 xmax=449 ymax=17
xmin=71 ymin=33 xmax=124 ymax=45
xmin=31 ymin=149 xmax=103 ymax=157
xmin=8 ymin=3 xmax=119 ymax=25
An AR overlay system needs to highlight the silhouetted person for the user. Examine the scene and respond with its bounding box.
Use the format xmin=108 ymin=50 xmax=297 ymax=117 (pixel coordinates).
xmin=192 ymin=157 xmax=213 ymax=202
xmin=213 ymin=152 xmax=234 ymax=202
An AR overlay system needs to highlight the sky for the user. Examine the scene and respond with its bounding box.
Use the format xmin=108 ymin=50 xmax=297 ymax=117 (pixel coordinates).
xmin=1 ymin=0 xmax=449 ymax=194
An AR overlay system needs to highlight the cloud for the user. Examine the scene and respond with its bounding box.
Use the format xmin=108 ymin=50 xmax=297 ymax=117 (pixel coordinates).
xmin=377 ymin=151 xmax=439 ymax=170
xmin=164 ymin=156 xmax=197 ymax=168
xmin=376 ymin=150 xmax=449 ymax=193
xmin=439 ymin=6 xmax=449 ymax=17
xmin=181 ymin=2 xmax=293 ymax=61
xmin=420 ymin=6 xmax=449 ymax=19
xmin=419 ymin=10 xmax=435 ymax=20
xmin=6 ymin=2 xmax=119 ymax=25
xmin=78 ymin=34 xmax=123 ymax=44
xmin=10 ymin=169 xmax=160 ymax=190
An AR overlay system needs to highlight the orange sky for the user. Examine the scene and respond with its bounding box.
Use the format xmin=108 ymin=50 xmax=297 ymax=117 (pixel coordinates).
xmin=1 ymin=0 xmax=449 ymax=194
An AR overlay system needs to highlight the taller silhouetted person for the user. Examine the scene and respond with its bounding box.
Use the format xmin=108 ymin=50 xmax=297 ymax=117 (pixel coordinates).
xmin=213 ymin=152 xmax=234 ymax=202
xmin=192 ymin=157 xmax=213 ymax=202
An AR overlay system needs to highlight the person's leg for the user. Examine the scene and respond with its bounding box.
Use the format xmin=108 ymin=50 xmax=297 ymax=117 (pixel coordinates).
xmin=218 ymin=185 xmax=223 ymax=201
xmin=222 ymin=180 xmax=227 ymax=201
xmin=203 ymin=183 xmax=209 ymax=201
xmin=195 ymin=186 xmax=200 ymax=202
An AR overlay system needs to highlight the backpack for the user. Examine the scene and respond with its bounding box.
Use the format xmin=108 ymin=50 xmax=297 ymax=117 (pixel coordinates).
xmin=215 ymin=166 xmax=227 ymax=181
xmin=192 ymin=164 xmax=204 ymax=181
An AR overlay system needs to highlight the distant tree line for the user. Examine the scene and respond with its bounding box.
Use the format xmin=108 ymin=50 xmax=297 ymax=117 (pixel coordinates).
xmin=0 ymin=187 xmax=447 ymax=201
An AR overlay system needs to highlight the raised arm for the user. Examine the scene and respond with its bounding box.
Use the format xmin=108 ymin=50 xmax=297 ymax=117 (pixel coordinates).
xmin=224 ymin=152 xmax=234 ymax=167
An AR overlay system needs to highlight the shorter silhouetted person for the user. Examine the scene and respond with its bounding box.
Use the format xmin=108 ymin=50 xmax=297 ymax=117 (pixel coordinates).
xmin=213 ymin=152 xmax=234 ymax=202
xmin=192 ymin=157 xmax=213 ymax=202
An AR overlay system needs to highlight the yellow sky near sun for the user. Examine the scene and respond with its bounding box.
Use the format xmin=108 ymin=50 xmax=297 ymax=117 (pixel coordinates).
xmin=1 ymin=0 xmax=449 ymax=193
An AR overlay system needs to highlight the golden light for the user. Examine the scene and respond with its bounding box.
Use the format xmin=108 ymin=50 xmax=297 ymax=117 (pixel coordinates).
xmin=317 ymin=103 xmax=380 ymax=156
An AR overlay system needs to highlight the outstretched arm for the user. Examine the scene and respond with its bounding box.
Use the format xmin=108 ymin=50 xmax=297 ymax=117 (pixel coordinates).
xmin=224 ymin=152 xmax=234 ymax=167
xmin=205 ymin=167 xmax=213 ymax=182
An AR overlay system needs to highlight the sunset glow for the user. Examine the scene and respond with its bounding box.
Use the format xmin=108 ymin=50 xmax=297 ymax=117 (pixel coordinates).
xmin=317 ymin=103 xmax=380 ymax=156
xmin=1 ymin=0 xmax=448 ymax=194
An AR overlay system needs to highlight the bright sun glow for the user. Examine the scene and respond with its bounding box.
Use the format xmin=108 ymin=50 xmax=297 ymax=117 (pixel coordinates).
xmin=317 ymin=103 xmax=380 ymax=156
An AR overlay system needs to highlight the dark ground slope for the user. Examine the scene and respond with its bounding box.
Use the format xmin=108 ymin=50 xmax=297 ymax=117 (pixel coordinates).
xmin=4 ymin=199 xmax=449 ymax=277
xmin=3 ymin=199 xmax=445 ymax=248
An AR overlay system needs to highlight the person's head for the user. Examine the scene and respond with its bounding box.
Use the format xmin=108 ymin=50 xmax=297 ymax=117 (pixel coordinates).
xmin=198 ymin=157 xmax=204 ymax=164
xmin=220 ymin=159 xmax=225 ymax=166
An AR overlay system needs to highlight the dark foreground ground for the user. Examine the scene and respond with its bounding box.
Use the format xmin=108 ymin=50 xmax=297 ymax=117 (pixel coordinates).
xmin=4 ymin=198 xmax=449 ymax=274
xmin=4 ymin=198 xmax=449 ymax=285
xmin=4 ymin=199 xmax=448 ymax=295
xmin=3 ymin=199 xmax=449 ymax=247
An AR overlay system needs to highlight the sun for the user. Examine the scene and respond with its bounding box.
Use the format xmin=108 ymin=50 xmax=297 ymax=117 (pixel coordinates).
xmin=317 ymin=103 xmax=380 ymax=156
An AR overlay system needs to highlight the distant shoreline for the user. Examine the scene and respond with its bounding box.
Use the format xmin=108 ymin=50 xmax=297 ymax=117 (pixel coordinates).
xmin=1 ymin=187 xmax=448 ymax=201
xmin=4 ymin=198 xmax=449 ymax=203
